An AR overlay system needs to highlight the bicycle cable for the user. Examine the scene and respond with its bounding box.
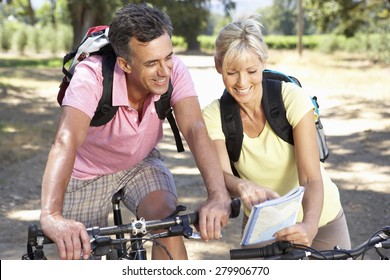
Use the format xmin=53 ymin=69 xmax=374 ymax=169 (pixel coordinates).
xmin=141 ymin=237 xmax=173 ymax=260
xmin=290 ymin=243 xmax=329 ymax=260
xmin=361 ymin=229 xmax=383 ymax=260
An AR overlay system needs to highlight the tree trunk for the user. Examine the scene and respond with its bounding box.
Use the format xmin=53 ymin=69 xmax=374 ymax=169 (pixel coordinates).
xmin=26 ymin=0 xmax=35 ymax=25
xmin=49 ymin=0 xmax=56 ymax=27
xmin=68 ymin=1 xmax=99 ymax=48
xmin=297 ymin=0 xmax=303 ymax=56
xmin=185 ymin=35 xmax=200 ymax=52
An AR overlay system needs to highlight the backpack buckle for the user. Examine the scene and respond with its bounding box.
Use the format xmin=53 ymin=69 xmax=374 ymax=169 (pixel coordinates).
xmin=270 ymin=107 xmax=280 ymax=118
xmin=101 ymin=104 xmax=111 ymax=114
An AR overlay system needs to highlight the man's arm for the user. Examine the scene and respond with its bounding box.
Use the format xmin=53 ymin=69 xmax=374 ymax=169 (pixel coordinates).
xmin=173 ymin=96 xmax=232 ymax=241
xmin=40 ymin=106 xmax=91 ymax=260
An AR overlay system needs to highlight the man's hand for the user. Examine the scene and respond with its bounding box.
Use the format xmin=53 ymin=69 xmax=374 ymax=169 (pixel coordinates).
xmin=40 ymin=214 xmax=91 ymax=260
xmin=197 ymin=194 xmax=232 ymax=241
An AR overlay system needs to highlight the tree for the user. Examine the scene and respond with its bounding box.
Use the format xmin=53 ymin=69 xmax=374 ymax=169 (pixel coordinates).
xmin=48 ymin=0 xmax=56 ymax=27
xmin=148 ymin=0 xmax=236 ymax=51
xmin=3 ymin=0 xmax=36 ymax=25
xmin=259 ymin=0 xmax=298 ymax=35
xmin=297 ymin=0 xmax=303 ymax=55
xmin=62 ymin=0 xmax=236 ymax=51
xmin=3 ymin=0 xmax=236 ymax=51
xmin=64 ymin=0 xmax=237 ymax=51
xmin=160 ymin=0 xmax=210 ymax=50
xmin=67 ymin=0 xmax=123 ymax=48
xmin=303 ymin=0 xmax=382 ymax=37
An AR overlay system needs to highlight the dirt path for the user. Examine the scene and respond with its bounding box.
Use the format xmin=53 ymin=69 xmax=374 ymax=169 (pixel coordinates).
xmin=0 ymin=51 xmax=389 ymax=260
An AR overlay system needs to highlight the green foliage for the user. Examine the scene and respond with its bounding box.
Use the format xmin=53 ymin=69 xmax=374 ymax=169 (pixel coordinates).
xmin=312 ymin=33 xmax=390 ymax=64
xmin=265 ymin=35 xmax=298 ymax=49
xmin=262 ymin=35 xmax=316 ymax=50
xmin=0 ymin=21 xmax=73 ymax=56
xmin=261 ymin=0 xmax=297 ymax=35
xmin=15 ymin=25 xmax=28 ymax=54
xmin=355 ymin=32 xmax=390 ymax=64
xmin=304 ymin=0 xmax=389 ymax=38
xmin=1 ymin=27 xmax=13 ymax=52
xmin=212 ymin=16 xmax=232 ymax=36
xmin=30 ymin=26 xmax=42 ymax=53
xmin=37 ymin=24 xmax=72 ymax=55
xmin=33 ymin=0 xmax=71 ymax=26
xmin=198 ymin=35 xmax=216 ymax=51
xmin=1 ymin=1 xmax=388 ymax=64
xmin=155 ymin=0 xmax=210 ymax=50
xmin=1 ymin=21 xmax=18 ymax=52
xmin=60 ymin=24 xmax=73 ymax=52
xmin=172 ymin=35 xmax=187 ymax=49
xmin=195 ymin=32 xmax=390 ymax=64
xmin=316 ymin=35 xmax=344 ymax=53
xmin=0 ymin=57 xmax=62 ymax=68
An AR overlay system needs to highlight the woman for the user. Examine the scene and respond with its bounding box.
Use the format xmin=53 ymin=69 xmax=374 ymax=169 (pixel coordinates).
xmin=202 ymin=15 xmax=351 ymax=250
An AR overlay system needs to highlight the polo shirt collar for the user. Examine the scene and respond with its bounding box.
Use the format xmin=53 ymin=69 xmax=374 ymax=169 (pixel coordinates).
xmin=112 ymin=63 xmax=130 ymax=107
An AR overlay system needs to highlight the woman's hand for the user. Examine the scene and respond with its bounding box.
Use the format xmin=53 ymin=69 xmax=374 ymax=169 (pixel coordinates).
xmin=237 ymin=179 xmax=279 ymax=210
xmin=273 ymin=222 xmax=318 ymax=246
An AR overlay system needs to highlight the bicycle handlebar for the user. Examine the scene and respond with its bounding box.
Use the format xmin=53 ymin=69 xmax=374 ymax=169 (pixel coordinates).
xmin=26 ymin=198 xmax=241 ymax=251
xmin=230 ymin=226 xmax=390 ymax=260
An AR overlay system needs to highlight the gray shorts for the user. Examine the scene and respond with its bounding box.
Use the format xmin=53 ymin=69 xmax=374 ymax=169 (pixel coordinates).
xmin=62 ymin=148 xmax=177 ymax=228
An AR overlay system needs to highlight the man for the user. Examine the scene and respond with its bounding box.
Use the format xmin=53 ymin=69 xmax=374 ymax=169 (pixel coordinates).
xmin=40 ymin=3 xmax=231 ymax=260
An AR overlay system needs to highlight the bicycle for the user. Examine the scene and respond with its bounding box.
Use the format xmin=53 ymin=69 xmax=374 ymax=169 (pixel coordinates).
xmin=229 ymin=226 xmax=390 ymax=260
xmin=22 ymin=190 xmax=241 ymax=260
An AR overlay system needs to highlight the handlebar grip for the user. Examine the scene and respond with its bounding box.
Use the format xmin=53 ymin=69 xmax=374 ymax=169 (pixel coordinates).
xmin=229 ymin=198 xmax=241 ymax=218
xmin=230 ymin=241 xmax=291 ymax=259
xmin=380 ymin=240 xmax=390 ymax=249
xmin=187 ymin=212 xmax=199 ymax=225
xmin=189 ymin=198 xmax=240 ymax=225
xmin=27 ymin=224 xmax=53 ymax=245
xmin=27 ymin=224 xmax=39 ymax=246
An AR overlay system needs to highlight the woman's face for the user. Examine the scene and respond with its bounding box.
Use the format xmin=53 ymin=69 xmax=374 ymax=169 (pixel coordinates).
xmin=221 ymin=50 xmax=264 ymax=104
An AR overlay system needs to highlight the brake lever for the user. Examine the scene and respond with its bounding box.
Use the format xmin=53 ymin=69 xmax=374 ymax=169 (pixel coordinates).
xmin=188 ymin=232 xmax=202 ymax=240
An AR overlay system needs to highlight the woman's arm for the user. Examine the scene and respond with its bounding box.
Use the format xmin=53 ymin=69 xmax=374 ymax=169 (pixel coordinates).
xmin=274 ymin=109 xmax=323 ymax=245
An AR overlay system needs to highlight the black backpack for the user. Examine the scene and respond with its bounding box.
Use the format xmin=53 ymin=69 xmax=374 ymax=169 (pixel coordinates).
xmin=57 ymin=26 xmax=184 ymax=153
xmin=220 ymin=69 xmax=328 ymax=176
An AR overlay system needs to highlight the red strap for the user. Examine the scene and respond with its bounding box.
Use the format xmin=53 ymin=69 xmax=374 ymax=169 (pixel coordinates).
xmin=57 ymin=77 xmax=69 ymax=105
xmin=85 ymin=25 xmax=109 ymax=36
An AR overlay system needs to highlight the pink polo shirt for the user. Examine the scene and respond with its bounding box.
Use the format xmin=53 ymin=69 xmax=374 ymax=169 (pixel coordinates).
xmin=62 ymin=55 xmax=197 ymax=179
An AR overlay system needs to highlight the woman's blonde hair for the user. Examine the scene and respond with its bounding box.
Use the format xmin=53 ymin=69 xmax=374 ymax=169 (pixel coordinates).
xmin=214 ymin=15 xmax=268 ymax=71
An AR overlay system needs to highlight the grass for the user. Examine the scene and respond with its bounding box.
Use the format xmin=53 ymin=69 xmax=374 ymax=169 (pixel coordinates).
xmin=0 ymin=57 xmax=62 ymax=68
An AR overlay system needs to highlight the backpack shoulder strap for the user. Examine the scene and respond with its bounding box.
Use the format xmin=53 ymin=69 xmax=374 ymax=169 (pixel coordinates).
xmin=263 ymin=69 xmax=301 ymax=87
xmin=90 ymin=44 xmax=119 ymax=126
xmin=220 ymin=89 xmax=243 ymax=162
xmin=155 ymin=80 xmax=173 ymax=119
xmin=262 ymin=77 xmax=294 ymax=145
xmin=154 ymin=81 xmax=185 ymax=153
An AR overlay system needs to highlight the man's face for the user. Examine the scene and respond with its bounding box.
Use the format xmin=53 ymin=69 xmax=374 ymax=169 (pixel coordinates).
xmin=125 ymin=33 xmax=173 ymax=96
